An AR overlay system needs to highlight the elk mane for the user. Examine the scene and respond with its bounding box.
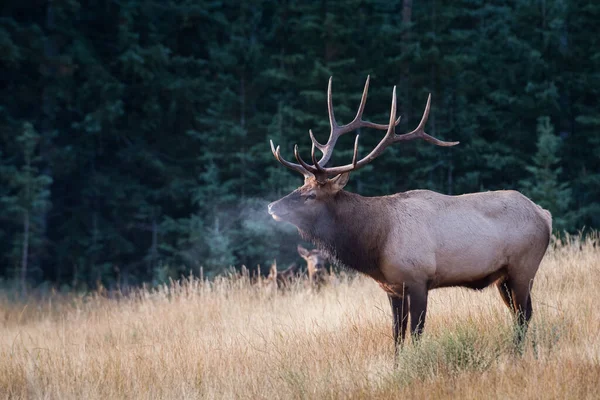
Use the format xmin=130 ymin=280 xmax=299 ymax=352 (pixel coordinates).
xmin=298 ymin=191 xmax=389 ymax=277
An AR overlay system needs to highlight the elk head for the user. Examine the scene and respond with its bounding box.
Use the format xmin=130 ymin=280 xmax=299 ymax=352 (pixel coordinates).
xmin=297 ymin=244 xmax=329 ymax=281
xmin=267 ymin=76 xmax=458 ymax=229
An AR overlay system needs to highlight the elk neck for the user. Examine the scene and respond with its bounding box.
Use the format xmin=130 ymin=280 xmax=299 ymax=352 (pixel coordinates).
xmin=298 ymin=190 xmax=391 ymax=279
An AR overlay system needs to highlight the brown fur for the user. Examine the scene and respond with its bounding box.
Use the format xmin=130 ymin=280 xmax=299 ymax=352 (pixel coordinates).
xmin=269 ymin=175 xmax=552 ymax=350
xmin=267 ymin=245 xmax=332 ymax=290
xmin=268 ymin=77 xmax=551 ymax=354
xmin=297 ymin=245 xmax=330 ymax=287
xmin=266 ymin=262 xmax=301 ymax=289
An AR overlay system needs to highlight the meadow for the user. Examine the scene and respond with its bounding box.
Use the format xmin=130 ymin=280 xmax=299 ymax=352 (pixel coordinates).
xmin=1 ymin=234 xmax=599 ymax=399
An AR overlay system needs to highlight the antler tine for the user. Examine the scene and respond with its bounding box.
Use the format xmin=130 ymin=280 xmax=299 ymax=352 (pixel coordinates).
xmin=294 ymin=144 xmax=318 ymax=173
xmin=388 ymin=87 xmax=398 ymax=135
xmin=352 ymin=134 xmax=360 ymax=168
xmin=309 ymin=129 xmax=325 ymax=151
xmin=350 ymin=85 xmax=399 ymax=165
xmin=359 ymin=85 xmax=399 ymax=162
xmin=393 ymin=94 xmax=460 ymax=146
xmin=348 ymin=76 xmax=403 ymax=130
xmin=310 ymin=141 xmax=326 ymax=172
xmin=311 ymin=141 xmax=317 ymax=165
xmin=327 ymin=76 xmax=338 ymax=130
xmin=354 ymin=75 xmax=370 ymax=123
xmin=270 ymin=140 xmax=313 ymax=178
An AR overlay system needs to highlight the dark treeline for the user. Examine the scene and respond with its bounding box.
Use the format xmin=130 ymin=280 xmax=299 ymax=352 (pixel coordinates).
xmin=0 ymin=0 xmax=598 ymax=291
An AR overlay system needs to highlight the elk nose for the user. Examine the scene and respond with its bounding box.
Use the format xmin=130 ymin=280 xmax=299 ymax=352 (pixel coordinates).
xmin=268 ymin=202 xmax=274 ymax=214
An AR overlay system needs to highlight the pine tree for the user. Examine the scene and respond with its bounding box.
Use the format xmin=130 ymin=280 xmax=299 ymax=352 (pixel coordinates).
xmin=0 ymin=1 xmax=598 ymax=287
xmin=520 ymin=116 xmax=572 ymax=232
xmin=0 ymin=122 xmax=52 ymax=294
xmin=565 ymin=0 xmax=600 ymax=230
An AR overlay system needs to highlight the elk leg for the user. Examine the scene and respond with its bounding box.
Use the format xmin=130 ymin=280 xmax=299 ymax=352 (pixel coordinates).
xmin=408 ymin=286 xmax=428 ymax=341
xmin=496 ymin=278 xmax=514 ymax=311
xmin=388 ymin=293 xmax=409 ymax=356
xmin=509 ymin=279 xmax=534 ymax=347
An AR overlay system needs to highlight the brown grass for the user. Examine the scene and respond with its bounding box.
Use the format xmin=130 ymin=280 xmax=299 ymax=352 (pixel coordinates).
xmin=1 ymin=234 xmax=599 ymax=399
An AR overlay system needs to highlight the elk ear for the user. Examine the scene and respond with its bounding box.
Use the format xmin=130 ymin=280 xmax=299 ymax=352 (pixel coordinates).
xmin=297 ymin=245 xmax=309 ymax=258
xmin=268 ymin=263 xmax=277 ymax=279
xmin=329 ymin=172 xmax=351 ymax=191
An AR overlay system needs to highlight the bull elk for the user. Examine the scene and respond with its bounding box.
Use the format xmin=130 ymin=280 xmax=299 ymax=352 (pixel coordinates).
xmin=267 ymin=76 xmax=552 ymax=355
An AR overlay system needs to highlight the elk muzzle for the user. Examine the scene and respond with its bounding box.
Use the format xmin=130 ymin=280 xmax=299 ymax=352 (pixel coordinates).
xmin=268 ymin=200 xmax=287 ymax=221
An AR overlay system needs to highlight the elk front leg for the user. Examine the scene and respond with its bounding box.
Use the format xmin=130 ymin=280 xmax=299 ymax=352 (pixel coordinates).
xmin=388 ymin=293 xmax=409 ymax=357
xmin=408 ymin=285 xmax=428 ymax=341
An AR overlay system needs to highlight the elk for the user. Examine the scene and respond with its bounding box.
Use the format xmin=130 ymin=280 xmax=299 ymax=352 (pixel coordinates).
xmin=267 ymin=245 xmax=331 ymax=289
xmin=267 ymin=261 xmax=301 ymax=289
xmin=297 ymin=244 xmax=330 ymax=287
xmin=267 ymin=76 xmax=552 ymax=355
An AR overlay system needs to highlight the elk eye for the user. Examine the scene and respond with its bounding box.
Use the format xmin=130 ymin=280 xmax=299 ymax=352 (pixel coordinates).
xmin=306 ymin=193 xmax=316 ymax=201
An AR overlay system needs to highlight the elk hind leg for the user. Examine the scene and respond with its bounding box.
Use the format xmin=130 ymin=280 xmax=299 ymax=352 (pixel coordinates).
xmin=408 ymin=285 xmax=428 ymax=342
xmin=388 ymin=293 xmax=409 ymax=359
xmin=507 ymin=278 xmax=534 ymax=348
xmin=496 ymin=278 xmax=514 ymax=311
xmin=514 ymin=283 xmax=533 ymax=345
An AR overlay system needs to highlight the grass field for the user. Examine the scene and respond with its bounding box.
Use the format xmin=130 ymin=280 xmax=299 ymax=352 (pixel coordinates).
xmin=1 ymin=234 xmax=599 ymax=399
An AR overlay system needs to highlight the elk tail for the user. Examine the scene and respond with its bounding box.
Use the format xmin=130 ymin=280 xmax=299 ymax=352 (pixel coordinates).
xmin=540 ymin=208 xmax=553 ymax=246
xmin=543 ymin=209 xmax=553 ymax=240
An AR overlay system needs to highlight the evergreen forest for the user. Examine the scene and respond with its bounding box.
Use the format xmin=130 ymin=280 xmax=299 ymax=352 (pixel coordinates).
xmin=1 ymin=0 xmax=598 ymax=291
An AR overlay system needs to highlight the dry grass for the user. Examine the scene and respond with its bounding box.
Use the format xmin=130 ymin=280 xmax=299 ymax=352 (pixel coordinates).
xmin=1 ymin=234 xmax=599 ymax=399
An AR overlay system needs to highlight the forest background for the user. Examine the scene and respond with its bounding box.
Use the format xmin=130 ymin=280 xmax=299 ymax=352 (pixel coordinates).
xmin=0 ymin=0 xmax=598 ymax=292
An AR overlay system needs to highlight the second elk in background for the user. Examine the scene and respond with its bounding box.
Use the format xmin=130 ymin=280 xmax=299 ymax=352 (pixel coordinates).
xmin=268 ymin=245 xmax=332 ymax=290
xmin=297 ymin=245 xmax=331 ymax=288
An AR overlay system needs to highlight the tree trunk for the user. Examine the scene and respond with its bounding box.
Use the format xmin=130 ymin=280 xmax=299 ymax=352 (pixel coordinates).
xmin=401 ymin=0 xmax=413 ymax=125
xmin=21 ymin=210 xmax=30 ymax=296
xmin=240 ymin=73 xmax=247 ymax=198
xmin=150 ymin=218 xmax=158 ymax=271
xmin=447 ymin=157 xmax=454 ymax=195
xmin=39 ymin=0 xmax=57 ymax=279
xmin=402 ymin=0 xmax=412 ymax=28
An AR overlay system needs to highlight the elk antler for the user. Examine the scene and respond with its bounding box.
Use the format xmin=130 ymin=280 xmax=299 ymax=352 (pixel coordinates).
xmin=310 ymin=76 xmax=402 ymax=168
xmin=270 ymin=140 xmax=313 ymax=178
xmin=270 ymin=76 xmax=397 ymax=179
xmin=270 ymin=76 xmax=459 ymax=181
